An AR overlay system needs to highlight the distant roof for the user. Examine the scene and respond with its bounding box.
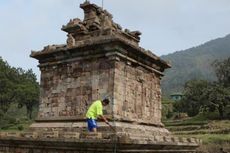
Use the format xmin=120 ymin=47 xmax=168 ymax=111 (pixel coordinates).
xmin=170 ymin=93 xmax=183 ymax=96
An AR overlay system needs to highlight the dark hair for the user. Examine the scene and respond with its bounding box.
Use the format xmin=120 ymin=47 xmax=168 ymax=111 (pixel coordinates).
xmin=102 ymin=98 xmax=110 ymax=104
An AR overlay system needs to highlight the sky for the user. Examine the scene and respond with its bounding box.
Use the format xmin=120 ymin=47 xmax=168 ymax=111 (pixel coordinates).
xmin=0 ymin=0 xmax=230 ymax=80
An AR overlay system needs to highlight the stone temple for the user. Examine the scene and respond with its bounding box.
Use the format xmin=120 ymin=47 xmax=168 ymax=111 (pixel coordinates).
xmin=0 ymin=2 xmax=200 ymax=152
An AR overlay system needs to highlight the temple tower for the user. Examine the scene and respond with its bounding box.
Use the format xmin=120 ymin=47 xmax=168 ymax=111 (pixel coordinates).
xmin=30 ymin=1 xmax=170 ymax=137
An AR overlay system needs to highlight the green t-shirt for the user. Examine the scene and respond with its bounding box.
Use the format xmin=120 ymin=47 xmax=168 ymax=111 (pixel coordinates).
xmin=86 ymin=100 xmax=103 ymax=119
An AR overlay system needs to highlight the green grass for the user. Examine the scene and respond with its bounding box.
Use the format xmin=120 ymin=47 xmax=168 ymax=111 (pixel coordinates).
xmin=164 ymin=113 xmax=230 ymax=146
xmin=163 ymin=112 xmax=223 ymax=126
xmin=1 ymin=121 xmax=33 ymax=132
xmin=199 ymin=134 xmax=230 ymax=144
xmin=177 ymin=134 xmax=230 ymax=144
xmin=0 ymin=118 xmax=33 ymax=132
xmin=163 ymin=117 xmax=209 ymax=126
xmin=0 ymin=103 xmax=36 ymax=131
xmin=164 ymin=120 xmax=208 ymax=126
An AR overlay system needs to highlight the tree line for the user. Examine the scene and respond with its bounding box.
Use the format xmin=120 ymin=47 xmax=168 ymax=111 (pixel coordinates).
xmin=174 ymin=57 xmax=230 ymax=119
xmin=0 ymin=57 xmax=39 ymax=119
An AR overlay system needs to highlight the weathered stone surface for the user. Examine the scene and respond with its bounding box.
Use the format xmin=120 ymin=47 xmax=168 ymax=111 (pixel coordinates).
xmin=63 ymin=132 xmax=80 ymax=139
xmin=0 ymin=132 xmax=6 ymax=138
xmin=6 ymin=132 xmax=21 ymax=138
xmin=42 ymin=131 xmax=59 ymax=138
xmin=0 ymin=136 xmax=199 ymax=153
xmin=81 ymin=132 xmax=102 ymax=139
xmin=21 ymin=132 xmax=38 ymax=139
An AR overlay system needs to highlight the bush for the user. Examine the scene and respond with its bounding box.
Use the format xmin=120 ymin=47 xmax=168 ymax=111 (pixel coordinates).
xmin=0 ymin=114 xmax=17 ymax=130
xmin=0 ymin=120 xmax=9 ymax=129
xmin=4 ymin=115 xmax=17 ymax=124
xmin=17 ymin=125 xmax=24 ymax=131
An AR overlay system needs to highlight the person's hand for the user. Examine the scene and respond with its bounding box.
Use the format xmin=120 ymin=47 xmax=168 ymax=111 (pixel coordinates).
xmin=105 ymin=121 xmax=109 ymax=125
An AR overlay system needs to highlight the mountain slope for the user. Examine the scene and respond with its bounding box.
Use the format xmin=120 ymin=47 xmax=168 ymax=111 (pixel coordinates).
xmin=161 ymin=34 xmax=230 ymax=96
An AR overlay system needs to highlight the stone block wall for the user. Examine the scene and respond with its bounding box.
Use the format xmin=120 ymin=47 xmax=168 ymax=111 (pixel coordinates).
xmin=113 ymin=60 xmax=162 ymax=125
xmin=0 ymin=132 xmax=200 ymax=153
xmin=37 ymin=54 xmax=163 ymax=126
xmin=38 ymin=57 xmax=114 ymax=120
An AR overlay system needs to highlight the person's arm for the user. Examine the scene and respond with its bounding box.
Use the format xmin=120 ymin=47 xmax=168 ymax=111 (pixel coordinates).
xmin=98 ymin=115 xmax=109 ymax=124
xmin=99 ymin=115 xmax=115 ymax=131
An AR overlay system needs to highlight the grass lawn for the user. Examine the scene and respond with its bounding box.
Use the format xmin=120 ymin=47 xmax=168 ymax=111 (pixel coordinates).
xmin=164 ymin=115 xmax=230 ymax=152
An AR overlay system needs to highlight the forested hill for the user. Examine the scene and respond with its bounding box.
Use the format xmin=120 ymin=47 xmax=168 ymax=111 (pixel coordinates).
xmin=161 ymin=34 xmax=230 ymax=96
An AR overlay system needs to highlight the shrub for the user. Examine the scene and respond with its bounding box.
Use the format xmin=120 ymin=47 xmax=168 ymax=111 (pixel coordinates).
xmin=17 ymin=125 xmax=24 ymax=131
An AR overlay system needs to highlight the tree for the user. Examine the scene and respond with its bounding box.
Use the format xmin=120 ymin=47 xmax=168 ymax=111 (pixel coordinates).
xmin=0 ymin=58 xmax=17 ymax=113
xmin=173 ymin=58 xmax=230 ymax=119
xmin=15 ymin=69 xmax=39 ymax=119
xmin=213 ymin=57 xmax=230 ymax=87
xmin=175 ymin=79 xmax=230 ymax=119
xmin=0 ymin=57 xmax=39 ymax=119
xmin=203 ymin=83 xmax=230 ymax=119
xmin=179 ymin=80 xmax=210 ymax=116
xmin=211 ymin=58 xmax=230 ymax=118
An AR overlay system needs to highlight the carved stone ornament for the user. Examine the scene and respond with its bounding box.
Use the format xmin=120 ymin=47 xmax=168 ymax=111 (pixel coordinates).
xmin=66 ymin=34 xmax=75 ymax=48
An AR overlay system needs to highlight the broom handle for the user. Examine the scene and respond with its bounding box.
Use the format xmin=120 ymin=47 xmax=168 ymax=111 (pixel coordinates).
xmin=106 ymin=122 xmax=116 ymax=132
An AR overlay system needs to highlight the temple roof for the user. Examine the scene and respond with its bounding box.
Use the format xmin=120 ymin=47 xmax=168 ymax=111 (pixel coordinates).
xmin=31 ymin=1 xmax=171 ymax=70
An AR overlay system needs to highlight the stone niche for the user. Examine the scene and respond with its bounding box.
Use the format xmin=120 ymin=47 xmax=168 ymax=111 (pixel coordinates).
xmin=0 ymin=1 xmax=200 ymax=153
